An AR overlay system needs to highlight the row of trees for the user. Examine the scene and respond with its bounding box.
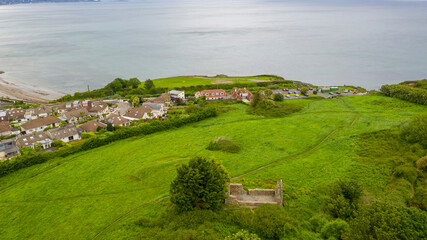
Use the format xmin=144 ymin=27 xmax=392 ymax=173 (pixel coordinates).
xmin=381 ymin=84 xmax=427 ymax=105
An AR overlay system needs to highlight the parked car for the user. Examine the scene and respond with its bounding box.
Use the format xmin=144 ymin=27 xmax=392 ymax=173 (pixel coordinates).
xmin=286 ymin=95 xmax=290 ymax=98
xmin=344 ymin=89 xmax=349 ymax=93
xmin=336 ymin=91 xmax=341 ymax=94
xmin=329 ymin=92 xmax=334 ymax=95
xmin=304 ymin=94 xmax=309 ymax=97
xmin=295 ymin=94 xmax=299 ymax=97
xmin=309 ymin=88 xmax=313 ymax=90
xmin=294 ymin=91 xmax=298 ymax=94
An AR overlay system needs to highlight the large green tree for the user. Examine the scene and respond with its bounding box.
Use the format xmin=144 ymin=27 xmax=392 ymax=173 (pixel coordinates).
xmin=144 ymin=79 xmax=155 ymax=90
xmin=170 ymin=157 xmax=230 ymax=212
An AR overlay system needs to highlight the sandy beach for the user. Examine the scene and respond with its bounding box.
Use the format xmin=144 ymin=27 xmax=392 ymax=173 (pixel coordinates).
xmin=0 ymin=76 xmax=63 ymax=103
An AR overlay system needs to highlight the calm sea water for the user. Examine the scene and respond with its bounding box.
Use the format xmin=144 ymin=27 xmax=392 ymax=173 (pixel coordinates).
xmin=0 ymin=0 xmax=426 ymax=92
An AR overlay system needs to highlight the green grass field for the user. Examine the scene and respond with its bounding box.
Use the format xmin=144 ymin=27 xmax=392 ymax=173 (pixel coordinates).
xmin=150 ymin=75 xmax=280 ymax=88
xmin=0 ymin=95 xmax=426 ymax=239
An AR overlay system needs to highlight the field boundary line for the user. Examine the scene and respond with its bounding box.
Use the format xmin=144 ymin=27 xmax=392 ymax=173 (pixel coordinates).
xmin=92 ymin=196 xmax=170 ymax=240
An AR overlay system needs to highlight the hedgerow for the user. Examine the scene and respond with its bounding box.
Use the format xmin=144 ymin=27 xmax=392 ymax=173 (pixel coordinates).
xmin=0 ymin=107 xmax=217 ymax=177
xmin=381 ymin=84 xmax=427 ymax=105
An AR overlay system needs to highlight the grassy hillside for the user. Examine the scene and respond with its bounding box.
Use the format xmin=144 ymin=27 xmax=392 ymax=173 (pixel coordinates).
xmin=0 ymin=95 xmax=426 ymax=239
xmin=150 ymin=75 xmax=283 ymax=88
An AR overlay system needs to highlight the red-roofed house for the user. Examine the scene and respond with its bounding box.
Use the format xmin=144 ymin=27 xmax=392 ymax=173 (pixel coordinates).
xmin=228 ymin=88 xmax=254 ymax=102
xmin=195 ymin=89 xmax=227 ymax=100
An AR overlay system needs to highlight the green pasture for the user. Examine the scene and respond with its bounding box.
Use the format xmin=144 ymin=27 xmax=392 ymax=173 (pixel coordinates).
xmin=149 ymin=75 xmax=277 ymax=88
xmin=0 ymin=95 xmax=426 ymax=239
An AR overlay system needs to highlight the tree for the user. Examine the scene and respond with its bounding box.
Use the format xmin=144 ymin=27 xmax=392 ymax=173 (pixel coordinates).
xmin=144 ymin=79 xmax=155 ymax=90
xmin=170 ymin=157 xmax=230 ymax=212
xmin=251 ymin=91 xmax=264 ymax=107
xmin=264 ymin=89 xmax=273 ymax=98
xmin=128 ymin=78 xmax=141 ymax=89
xmin=253 ymin=204 xmax=287 ymax=240
xmin=273 ymin=93 xmax=283 ymax=102
xmin=107 ymin=123 xmax=114 ymax=131
xmin=225 ymin=230 xmax=261 ymax=240
xmin=106 ymin=78 xmax=125 ymax=93
xmin=320 ymin=218 xmax=349 ymax=240
xmin=300 ymin=87 xmax=309 ymax=95
xmin=129 ymin=96 xmax=140 ymax=107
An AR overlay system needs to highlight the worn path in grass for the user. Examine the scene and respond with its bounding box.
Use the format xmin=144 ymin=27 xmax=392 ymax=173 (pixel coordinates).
xmin=1 ymin=96 xmax=424 ymax=239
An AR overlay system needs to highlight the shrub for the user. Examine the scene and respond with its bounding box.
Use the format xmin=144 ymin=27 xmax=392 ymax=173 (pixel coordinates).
xmin=300 ymin=87 xmax=309 ymax=95
xmin=207 ymin=137 xmax=241 ymax=153
xmin=313 ymin=90 xmax=318 ymax=95
xmin=225 ymin=230 xmax=261 ymax=240
xmin=401 ymin=114 xmax=427 ymax=147
xmin=325 ymin=180 xmax=363 ymax=219
xmin=309 ymin=215 xmax=328 ymax=233
xmin=416 ymin=156 xmax=427 ymax=172
xmin=273 ymin=93 xmax=283 ymax=102
xmin=247 ymin=99 xmax=302 ymax=117
xmin=170 ymin=157 xmax=230 ymax=212
xmin=252 ymin=204 xmax=287 ymax=240
xmin=343 ymin=202 xmax=427 ymax=240
xmin=320 ymin=219 xmax=349 ymax=240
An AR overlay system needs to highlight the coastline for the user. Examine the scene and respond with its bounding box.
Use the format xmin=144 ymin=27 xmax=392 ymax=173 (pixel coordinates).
xmin=0 ymin=76 xmax=63 ymax=103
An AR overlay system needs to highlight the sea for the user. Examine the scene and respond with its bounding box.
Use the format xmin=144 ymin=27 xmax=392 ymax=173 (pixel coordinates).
xmin=0 ymin=0 xmax=426 ymax=92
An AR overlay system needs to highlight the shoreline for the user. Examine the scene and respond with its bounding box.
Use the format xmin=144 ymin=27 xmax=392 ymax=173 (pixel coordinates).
xmin=0 ymin=76 xmax=63 ymax=103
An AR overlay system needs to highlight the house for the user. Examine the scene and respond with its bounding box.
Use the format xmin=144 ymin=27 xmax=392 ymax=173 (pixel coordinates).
xmin=228 ymin=88 xmax=253 ymax=102
xmin=148 ymin=92 xmax=171 ymax=103
xmin=34 ymin=105 xmax=53 ymax=117
xmin=57 ymin=101 xmax=82 ymax=114
xmin=116 ymin=101 xmax=130 ymax=116
xmin=62 ymin=108 xmax=90 ymax=124
xmin=6 ymin=109 xmax=26 ymax=124
xmin=142 ymin=102 xmax=167 ymax=118
xmin=0 ymin=111 xmax=8 ymax=121
xmin=195 ymin=89 xmax=226 ymax=100
xmin=0 ymin=121 xmax=12 ymax=136
xmin=79 ymin=120 xmax=107 ymax=132
xmin=20 ymin=116 xmax=61 ymax=134
xmin=88 ymin=101 xmax=109 ymax=117
xmin=16 ymin=132 xmax=53 ymax=150
xmin=106 ymin=114 xmax=130 ymax=127
xmin=0 ymin=139 xmax=19 ymax=160
xmin=169 ymin=90 xmax=185 ymax=101
xmin=123 ymin=105 xmax=153 ymax=121
xmin=46 ymin=125 xmax=81 ymax=143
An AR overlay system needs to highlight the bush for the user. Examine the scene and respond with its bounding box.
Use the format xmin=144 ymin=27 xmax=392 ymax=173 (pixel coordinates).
xmin=325 ymin=180 xmax=362 ymax=219
xmin=170 ymin=157 xmax=230 ymax=212
xmin=309 ymin=215 xmax=328 ymax=233
xmin=207 ymin=137 xmax=241 ymax=153
xmin=225 ymin=230 xmax=261 ymax=240
xmin=247 ymin=99 xmax=302 ymax=117
xmin=416 ymin=156 xmax=427 ymax=172
xmin=401 ymin=114 xmax=427 ymax=148
xmin=252 ymin=204 xmax=287 ymax=240
xmin=273 ymin=93 xmax=283 ymax=102
xmin=343 ymin=202 xmax=427 ymax=240
xmin=320 ymin=219 xmax=349 ymax=240
xmin=313 ymin=90 xmax=318 ymax=95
